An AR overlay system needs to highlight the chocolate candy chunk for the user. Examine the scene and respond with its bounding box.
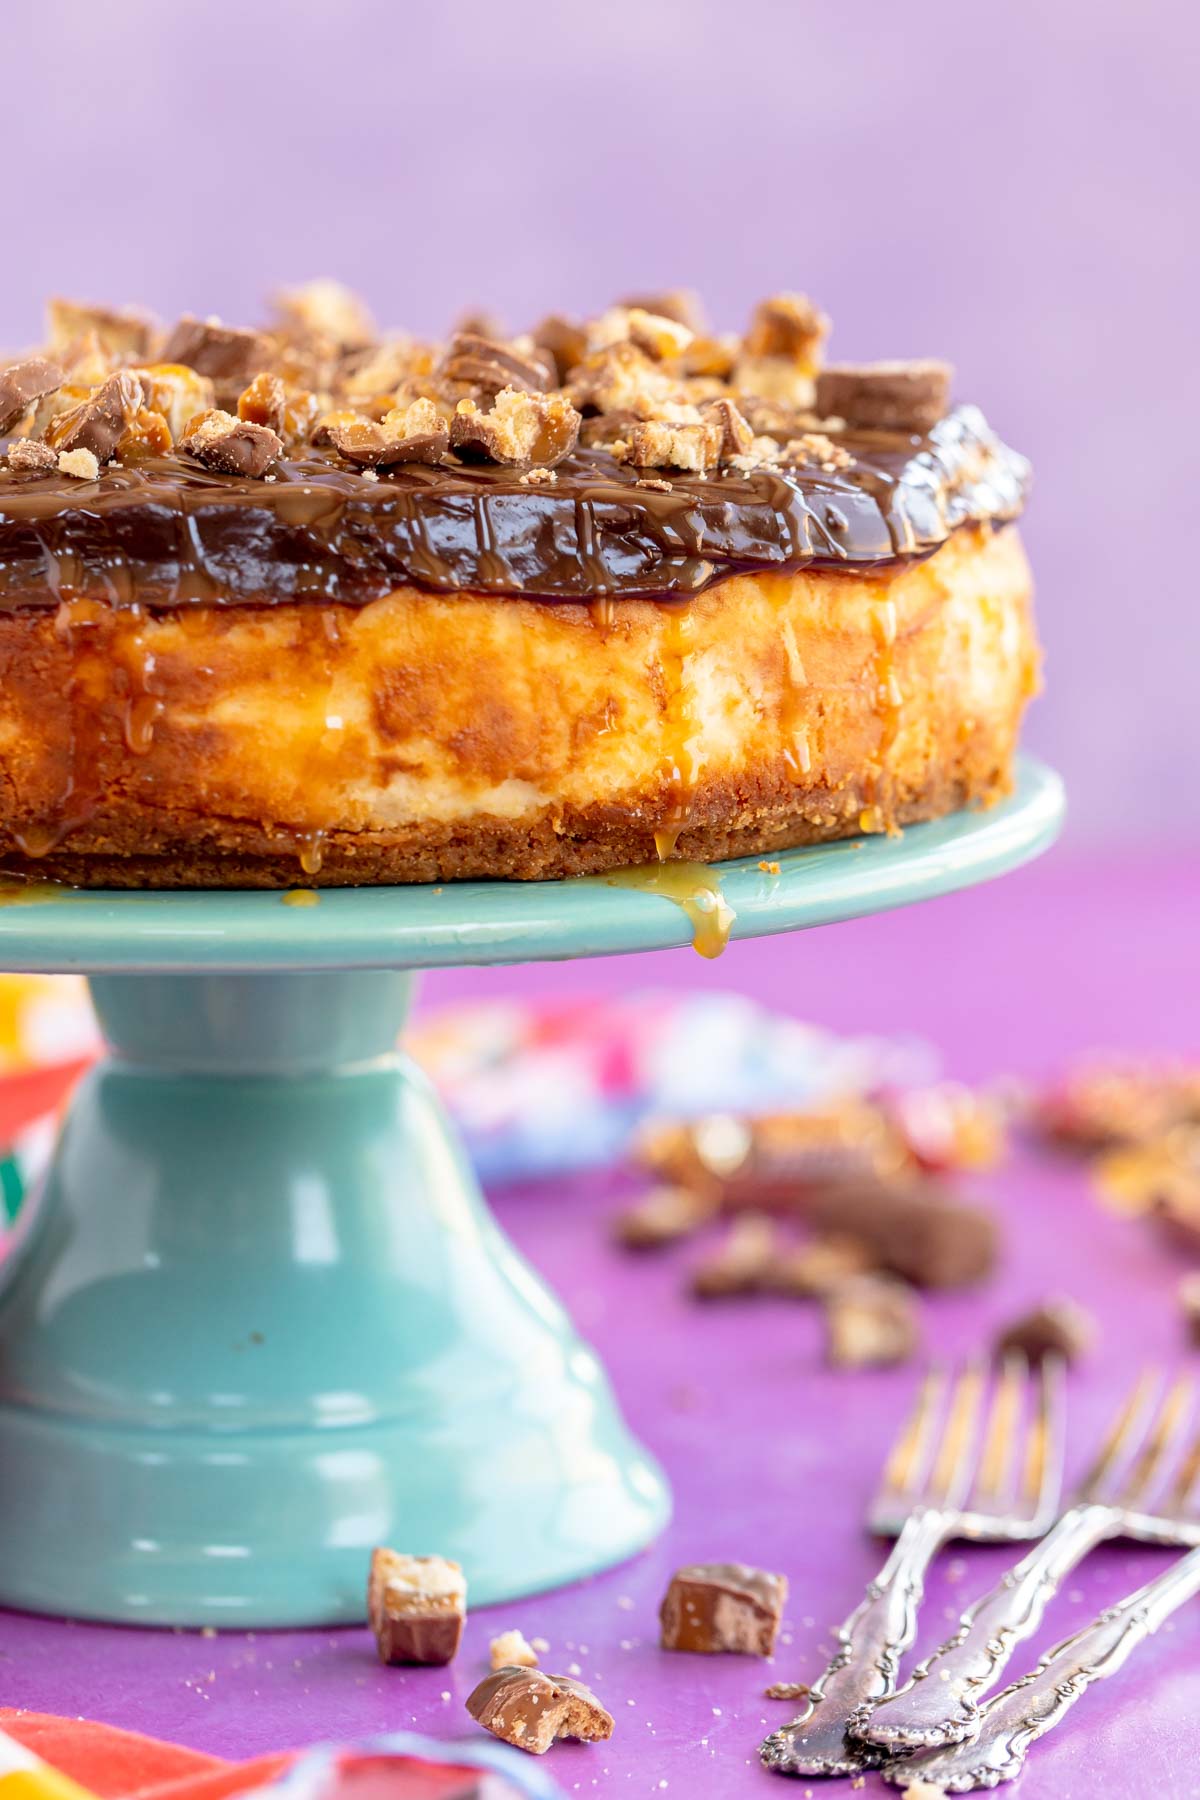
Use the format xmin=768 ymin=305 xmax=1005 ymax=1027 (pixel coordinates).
xmin=619 ymin=288 xmax=707 ymax=334
xmin=531 ymin=313 xmax=588 ymax=383
xmin=451 ymin=389 xmax=580 ymax=467
xmin=660 ymin=1562 xmax=787 ymax=1656
xmin=439 ymin=332 xmax=555 ymax=395
xmin=367 ymin=1547 xmax=466 ymax=1666
xmin=825 ymin=1274 xmax=920 ymax=1369
xmin=763 ymin=1233 xmax=876 ymax=1298
xmin=816 ymin=360 xmax=953 ymax=432
xmin=0 ymin=357 xmax=65 ymax=436
xmin=614 ymin=414 xmax=723 ymax=474
xmin=994 ymin=1298 xmax=1096 ymax=1365
xmin=702 ymin=396 xmax=754 ymax=461
xmin=326 ymin=398 xmax=449 ymax=467
xmin=161 ymin=314 xmax=272 ymax=388
xmin=5 ymin=438 xmax=57 ymax=472
xmin=178 ymin=408 xmax=283 ymax=477
xmin=613 ymin=1184 xmax=717 ymax=1250
xmin=48 ymin=370 xmax=144 ymax=462
xmin=743 ymin=292 xmax=829 ymax=364
xmin=489 ymin=1628 xmax=539 ymax=1671
xmin=47 ymin=296 xmax=158 ymax=359
xmin=237 ymin=372 xmax=287 ymax=434
xmin=803 ymin=1182 xmax=998 ymax=1290
xmin=466 ymin=1666 xmax=613 ymax=1755
xmin=689 ymin=1213 xmax=777 ymax=1298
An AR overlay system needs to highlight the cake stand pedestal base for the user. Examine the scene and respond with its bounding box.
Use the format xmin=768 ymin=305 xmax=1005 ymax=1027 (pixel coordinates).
xmin=0 ymin=755 xmax=1064 ymax=1627
xmin=0 ymin=971 xmax=668 ymax=1626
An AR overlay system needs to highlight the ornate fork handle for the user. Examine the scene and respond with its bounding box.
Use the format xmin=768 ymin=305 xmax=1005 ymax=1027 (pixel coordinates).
xmin=860 ymin=1500 xmax=1119 ymax=1751
xmin=882 ymin=1543 xmax=1200 ymax=1792
xmin=760 ymin=1507 xmax=951 ymax=1778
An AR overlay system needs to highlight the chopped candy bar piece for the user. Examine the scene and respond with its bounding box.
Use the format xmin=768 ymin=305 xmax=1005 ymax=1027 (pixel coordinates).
xmin=466 ymin=1665 xmax=613 ymax=1755
xmin=660 ymin=1562 xmax=787 ymax=1656
xmin=994 ymin=1298 xmax=1096 ymax=1365
xmin=368 ymin=1547 xmax=466 ymax=1666
xmin=825 ymin=1274 xmax=920 ymax=1369
xmin=489 ymin=1628 xmax=539 ymax=1670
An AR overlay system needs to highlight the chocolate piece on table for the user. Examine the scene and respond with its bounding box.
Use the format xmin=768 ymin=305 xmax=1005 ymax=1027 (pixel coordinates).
xmin=802 ymin=1181 xmax=998 ymax=1289
xmin=612 ymin=1183 xmax=717 ymax=1250
xmin=0 ymin=357 xmax=65 ymax=436
xmin=47 ymin=370 xmax=144 ymax=462
xmin=1033 ymin=1063 xmax=1200 ymax=1153
xmin=489 ymin=1628 xmax=539 ymax=1670
xmin=994 ymin=1298 xmax=1096 ymax=1365
xmin=825 ymin=1274 xmax=920 ymax=1369
xmin=178 ymin=409 xmax=283 ymax=478
xmin=762 ymin=1233 xmax=876 ymax=1298
xmin=466 ymin=1665 xmax=613 ymax=1755
xmin=765 ymin=1679 xmax=811 ymax=1701
xmin=367 ymin=1548 xmax=466 ymax=1666
xmin=689 ymin=1213 xmax=776 ymax=1298
xmin=660 ymin=1561 xmax=787 ymax=1656
xmin=815 ymin=359 xmax=953 ymax=433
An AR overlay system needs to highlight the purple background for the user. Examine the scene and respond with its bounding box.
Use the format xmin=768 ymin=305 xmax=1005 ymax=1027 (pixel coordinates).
xmin=4 ymin=0 xmax=1199 ymax=843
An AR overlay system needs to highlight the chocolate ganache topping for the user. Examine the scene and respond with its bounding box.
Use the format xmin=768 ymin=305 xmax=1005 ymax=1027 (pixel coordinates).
xmin=0 ymin=286 xmax=1029 ymax=610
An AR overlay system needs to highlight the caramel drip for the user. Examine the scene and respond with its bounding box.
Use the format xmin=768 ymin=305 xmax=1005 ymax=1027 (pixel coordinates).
xmin=281 ymin=888 xmax=320 ymax=908
xmin=13 ymin=598 xmax=110 ymax=859
xmin=654 ymin=603 xmax=700 ymax=861
xmin=0 ymin=881 xmax=67 ymax=907
xmin=115 ymin=608 xmax=164 ymax=754
xmin=605 ymin=860 xmax=736 ymax=960
xmin=759 ymin=575 xmax=814 ymax=787
xmin=864 ymin=597 xmax=904 ymax=832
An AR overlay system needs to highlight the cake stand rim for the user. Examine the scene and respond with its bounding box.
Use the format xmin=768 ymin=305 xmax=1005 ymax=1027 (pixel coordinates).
xmin=0 ymin=753 xmax=1064 ymax=974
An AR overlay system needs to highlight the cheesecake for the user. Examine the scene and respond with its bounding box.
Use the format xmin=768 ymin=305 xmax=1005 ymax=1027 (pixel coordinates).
xmin=0 ymin=285 xmax=1038 ymax=887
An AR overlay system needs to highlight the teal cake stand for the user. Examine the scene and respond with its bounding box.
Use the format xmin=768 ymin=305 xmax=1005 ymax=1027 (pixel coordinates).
xmin=0 ymin=756 xmax=1063 ymax=1627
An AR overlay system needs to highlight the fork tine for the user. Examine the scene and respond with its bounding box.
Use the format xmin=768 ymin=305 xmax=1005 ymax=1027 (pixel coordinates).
xmin=877 ymin=1364 xmax=947 ymax=1510
xmin=926 ymin=1362 xmax=986 ymax=1509
xmin=1075 ymin=1367 xmax=1162 ymax=1504
xmin=1021 ymin=1352 xmax=1068 ymax=1521
xmin=1115 ymin=1374 xmax=1194 ymax=1511
xmin=970 ymin=1353 xmax=1025 ymax=1507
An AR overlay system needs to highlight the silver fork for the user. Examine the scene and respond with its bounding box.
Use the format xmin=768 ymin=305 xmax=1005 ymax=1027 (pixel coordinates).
xmin=759 ymin=1357 xmax=1065 ymax=1779
xmin=861 ymin=1367 xmax=1199 ymax=1753
xmin=881 ymin=1409 xmax=1200 ymax=1791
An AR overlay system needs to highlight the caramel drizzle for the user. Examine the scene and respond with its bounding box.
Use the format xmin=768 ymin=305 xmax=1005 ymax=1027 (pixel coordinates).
xmin=653 ymin=604 xmax=700 ymax=860
xmin=605 ymin=860 xmax=736 ymax=959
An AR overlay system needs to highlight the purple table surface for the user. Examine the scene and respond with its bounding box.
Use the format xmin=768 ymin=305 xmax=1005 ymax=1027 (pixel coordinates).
xmin=3 ymin=848 xmax=1199 ymax=1798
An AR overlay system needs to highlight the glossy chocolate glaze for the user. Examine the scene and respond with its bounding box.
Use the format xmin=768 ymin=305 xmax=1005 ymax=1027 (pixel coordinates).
xmin=0 ymin=403 xmax=1027 ymax=610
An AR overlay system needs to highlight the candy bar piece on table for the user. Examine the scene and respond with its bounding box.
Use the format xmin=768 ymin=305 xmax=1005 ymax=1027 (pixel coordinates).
xmin=368 ymin=1548 xmax=466 ymax=1665
xmin=803 ymin=1181 xmax=998 ymax=1288
xmin=994 ymin=1297 xmax=1096 ymax=1364
xmin=465 ymin=1666 xmax=613 ymax=1755
xmin=659 ymin=1562 xmax=787 ymax=1655
xmin=825 ymin=1274 xmax=921 ymax=1369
